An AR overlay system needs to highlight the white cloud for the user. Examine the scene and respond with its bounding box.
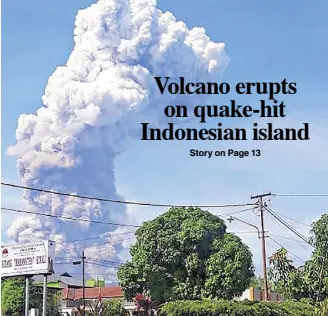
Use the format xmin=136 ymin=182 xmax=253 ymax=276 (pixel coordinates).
xmin=5 ymin=0 xmax=229 ymax=277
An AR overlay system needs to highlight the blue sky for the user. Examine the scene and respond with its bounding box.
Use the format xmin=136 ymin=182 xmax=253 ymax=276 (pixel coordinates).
xmin=2 ymin=0 xmax=328 ymax=274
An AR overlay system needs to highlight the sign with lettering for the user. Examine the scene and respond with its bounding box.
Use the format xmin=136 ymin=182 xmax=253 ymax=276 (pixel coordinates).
xmin=1 ymin=240 xmax=55 ymax=277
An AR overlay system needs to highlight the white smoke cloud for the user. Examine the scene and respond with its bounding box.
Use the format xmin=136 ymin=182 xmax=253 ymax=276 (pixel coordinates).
xmin=7 ymin=0 xmax=229 ymax=279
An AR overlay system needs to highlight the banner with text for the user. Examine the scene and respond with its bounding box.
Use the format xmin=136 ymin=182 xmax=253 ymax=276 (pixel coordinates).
xmin=1 ymin=240 xmax=55 ymax=277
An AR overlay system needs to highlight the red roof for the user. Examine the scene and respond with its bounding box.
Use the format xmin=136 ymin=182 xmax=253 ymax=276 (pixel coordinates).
xmin=62 ymin=286 xmax=123 ymax=300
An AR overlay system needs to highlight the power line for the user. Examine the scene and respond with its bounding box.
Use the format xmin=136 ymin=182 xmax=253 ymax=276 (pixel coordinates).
xmin=269 ymin=233 xmax=310 ymax=244
xmin=54 ymin=236 xmax=136 ymax=254
xmin=1 ymin=207 xmax=140 ymax=228
xmin=1 ymin=205 xmax=255 ymax=232
xmin=274 ymin=193 xmax=328 ymax=197
xmin=54 ymin=257 xmax=123 ymax=266
xmin=265 ymin=208 xmax=310 ymax=248
xmin=228 ymin=231 xmax=259 ymax=234
xmin=264 ymin=206 xmax=312 ymax=247
xmin=85 ymin=261 xmax=120 ymax=268
xmin=268 ymin=236 xmax=306 ymax=264
xmin=266 ymin=239 xmax=304 ymax=266
xmin=62 ymin=231 xmax=136 ymax=244
xmin=267 ymin=214 xmax=311 ymax=252
xmin=271 ymin=211 xmax=311 ymax=227
xmin=87 ymin=258 xmax=123 ymax=266
xmin=55 ymin=261 xmax=121 ymax=267
xmin=219 ymin=206 xmax=256 ymax=217
xmin=266 ymin=239 xmax=304 ymax=265
xmin=1 ymin=182 xmax=254 ymax=208
xmin=67 ymin=273 xmax=116 ymax=276
xmin=55 ymin=256 xmax=80 ymax=260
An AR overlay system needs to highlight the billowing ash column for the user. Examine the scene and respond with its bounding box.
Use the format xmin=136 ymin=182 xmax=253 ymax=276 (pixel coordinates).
xmin=7 ymin=0 xmax=229 ymax=279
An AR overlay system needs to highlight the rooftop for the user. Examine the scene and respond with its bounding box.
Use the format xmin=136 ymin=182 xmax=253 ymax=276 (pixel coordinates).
xmin=62 ymin=286 xmax=123 ymax=300
xmin=33 ymin=273 xmax=89 ymax=288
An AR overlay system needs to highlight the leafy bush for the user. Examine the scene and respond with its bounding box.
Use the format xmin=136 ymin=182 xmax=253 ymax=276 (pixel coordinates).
xmin=314 ymin=299 xmax=328 ymax=316
xmin=102 ymin=300 xmax=130 ymax=316
xmin=158 ymin=299 xmax=315 ymax=316
xmin=85 ymin=300 xmax=129 ymax=316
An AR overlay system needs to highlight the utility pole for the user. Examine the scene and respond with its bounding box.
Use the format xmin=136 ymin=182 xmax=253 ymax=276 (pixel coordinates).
xmin=73 ymin=252 xmax=86 ymax=314
xmin=42 ymin=274 xmax=47 ymax=316
xmin=25 ymin=276 xmax=30 ymax=316
xmin=82 ymin=251 xmax=86 ymax=314
xmin=251 ymin=192 xmax=272 ymax=301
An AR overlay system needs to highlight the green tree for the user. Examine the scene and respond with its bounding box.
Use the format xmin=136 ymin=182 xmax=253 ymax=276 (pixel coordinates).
xmin=268 ymin=247 xmax=296 ymax=298
xmin=117 ymin=207 xmax=254 ymax=304
xmin=300 ymin=214 xmax=328 ymax=302
xmin=1 ymin=277 xmax=26 ymax=316
xmin=314 ymin=298 xmax=328 ymax=316
xmin=1 ymin=277 xmax=60 ymax=316
xmin=102 ymin=300 xmax=130 ymax=316
xmin=287 ymin=266 xmax=310 ymax=300
xmin=266 ymin=214 xmax=328 ymax=301
xmin=85 ymin=300 xmax=129 ymax=316
xmin=46 ymin=291 xmax=61 ymax=316
xmin=250 ymin=276 xmax=264 ymax=290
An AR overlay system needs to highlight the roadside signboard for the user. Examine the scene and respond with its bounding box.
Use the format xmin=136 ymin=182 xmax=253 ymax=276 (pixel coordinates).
xmin=1 ymin=240 xmax=55 ymax=277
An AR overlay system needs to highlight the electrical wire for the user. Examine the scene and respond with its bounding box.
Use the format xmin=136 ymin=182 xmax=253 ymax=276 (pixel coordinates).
xmin=266 ymin=239 xmax=304 ymax=266
xmin=264 ymin=206 xmax=312 ymax=247
xmin=1 ymin=205 xmax=255 ymax=232
xmin=67 ymin=273 xmax=116 ymax=276
xmin=62 ymin=231 xmax=136 ymax=244
xmin=54 ymin=236 xmax=136 ymax=254
xmin=55 ymin=261 xmax=120 ymax=267
xmin=219 ymin=206 xmax=256 ymax=217
xmin=54 ymin=257 xmax=123 ymax=266
xmin=268 ymin=236 xmax=306 ymax=264
xmin=269 ymin=211 xmax=311 ymax=227
xmin=269 ymin=233 xmax=310 ymax=244
xmin=268 ymin=215 xmax=311 ymax=252
xmin=85 ymin=261 xmax=120 ymax=268
xmin=1 ymin=207 xmax=140 ymax=228
xmin=274 ymin=193 xmax=328 ymax=197
xmin=87 ymin=258 xmax=122 ymax=266
xmin=1 ymin=182 xmax=254 ymax=208
xmin=62 ymin=210 xmax=259 ymax=245
xmin=227 ymin=231 xmax=259 ymax=234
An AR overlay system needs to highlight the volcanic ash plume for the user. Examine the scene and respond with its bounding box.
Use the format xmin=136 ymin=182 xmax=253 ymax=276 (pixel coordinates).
xmin=7 ymin=0 xmax=229 ymax=279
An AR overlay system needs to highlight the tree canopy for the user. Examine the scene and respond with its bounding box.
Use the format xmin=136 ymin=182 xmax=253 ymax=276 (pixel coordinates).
xmin=117 ymin=207 xmax=254 ymax=304
xmin=1 ymin=277 xmax=60 ymax=316
xmin=1 ymin=277 xmax=26 ymax=316
xmin=268 ymin=213 xmax=328 ymax=302
xmin=305 ymin=213 xmax=328 ymax=301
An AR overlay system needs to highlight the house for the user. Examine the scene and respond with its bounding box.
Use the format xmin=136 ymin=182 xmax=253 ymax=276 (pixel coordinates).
xmin=61 ymin=286 xmax=136 ymax=315
xmin=32 ymin=273 xmax=91 ymax=295
xmin=32 ymin=272 xmax=105 ymax=295
xmin=236 ymin=287 xmax=284 ymax=302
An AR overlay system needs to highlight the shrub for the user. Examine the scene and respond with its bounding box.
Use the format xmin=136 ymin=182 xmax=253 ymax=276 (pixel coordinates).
xmin=314 ymin=299 xmax=328 ymax=316
xmin=158 ymin=299 xmax=315 ymax=316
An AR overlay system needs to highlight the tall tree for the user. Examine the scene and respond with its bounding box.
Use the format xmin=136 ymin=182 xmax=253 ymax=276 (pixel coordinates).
xmin=304 ymin=214 xmax=328 ymax=301
xmin=267 ymin=214 xmax=328 ymax=301
xmin=117 ymin=207 xmax=254 ymax=304
xmin=268 ymin=247 xmax=297 ymax=299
